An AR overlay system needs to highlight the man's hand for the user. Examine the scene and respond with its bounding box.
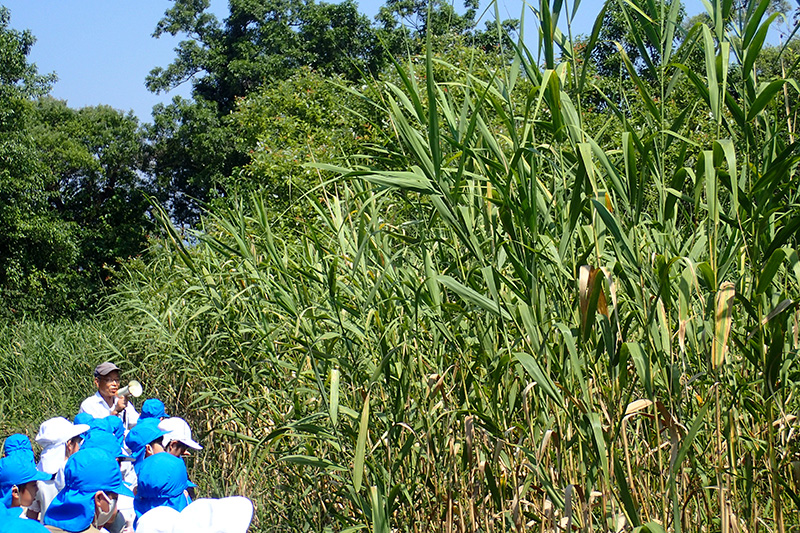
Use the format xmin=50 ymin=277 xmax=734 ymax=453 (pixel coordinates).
xmin=113 ymin=394 xmax=128 ymax=415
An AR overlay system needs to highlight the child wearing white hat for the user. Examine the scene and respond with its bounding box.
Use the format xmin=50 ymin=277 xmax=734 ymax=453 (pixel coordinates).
xmin=157 ymin=418 xmax=202 ymax=458
xmin=29 ymin=417 xmax=90 ymax=522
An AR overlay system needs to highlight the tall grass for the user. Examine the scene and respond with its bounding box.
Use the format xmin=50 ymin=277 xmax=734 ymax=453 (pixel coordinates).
xmin=0 ymin=320 xmax=117 ymax=436
xmin=35 ymin=0 xmax=800 ymax=531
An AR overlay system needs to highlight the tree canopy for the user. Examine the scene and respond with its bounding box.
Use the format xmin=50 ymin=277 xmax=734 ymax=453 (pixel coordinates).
xmin=0 ymin=7 xmax=153 ymax=318
xmin=145 ymin=0 xmax=518 ymax=223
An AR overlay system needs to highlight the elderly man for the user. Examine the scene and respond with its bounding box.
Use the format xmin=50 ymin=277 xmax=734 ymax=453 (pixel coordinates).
xmin=78 ymin=363 xmax=139 ymax=431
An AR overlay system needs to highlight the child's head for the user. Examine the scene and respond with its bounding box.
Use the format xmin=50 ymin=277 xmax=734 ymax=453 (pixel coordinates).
xmin=0 ymin=453 xmax=50 ymax=508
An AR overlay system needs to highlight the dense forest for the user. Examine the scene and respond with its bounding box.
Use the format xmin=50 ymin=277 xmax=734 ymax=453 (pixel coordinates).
xmin=2 ymin=0 xmax=800 ymax=530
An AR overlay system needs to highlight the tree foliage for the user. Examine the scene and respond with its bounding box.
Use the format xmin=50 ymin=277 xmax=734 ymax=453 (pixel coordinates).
xmin=591 ymin=0 xmax=686 ymax=78
xmin=146 ymin=0 xmax=518 ymax=224
xmin=0 ymin=7 xmax=153 ymax=318
xmin=147 ymin=0 xmax=381 ymax=110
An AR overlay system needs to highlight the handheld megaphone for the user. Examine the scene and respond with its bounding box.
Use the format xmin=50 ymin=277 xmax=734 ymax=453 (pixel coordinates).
xmin=117 ymin=380 xmax=143 ymax=398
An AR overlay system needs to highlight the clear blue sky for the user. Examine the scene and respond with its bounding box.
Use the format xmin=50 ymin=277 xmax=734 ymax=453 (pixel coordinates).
xmin=1 ymin=0 xmax=755 ymax=122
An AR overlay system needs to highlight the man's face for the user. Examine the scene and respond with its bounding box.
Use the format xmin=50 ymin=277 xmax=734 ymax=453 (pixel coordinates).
xmin=94 ymin=370 xmax=120 ymax=399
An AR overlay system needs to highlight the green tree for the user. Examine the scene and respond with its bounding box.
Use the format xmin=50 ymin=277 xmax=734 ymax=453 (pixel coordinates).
xmin=0 ymin=6 xmax=75 ymax=317
xmin=375 ymin=0 xmax=476 ymax=49
xmin=227 ymin=68 xmax=386 ymax=230
xmin=146 ymin=0 xmax=385 ymax=223
xmin=0 ymin=7 xmax=154 ymax=317
xmin=147 ymin=0 xmax=381 ymax=110
xmin=592 ymin=0 xmax=686 ymax=79
xmin=32 ymin=99 xmax=155 ymax=284
xmin=146 ymin=96 xmax=243 ymax=224
xmin=146 ymin=0 xmax=518 ymax=224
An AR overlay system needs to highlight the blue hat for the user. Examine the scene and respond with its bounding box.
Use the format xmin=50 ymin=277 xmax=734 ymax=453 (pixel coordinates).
xmin=43 ymin=448 xmax=133 ymax=532
xmin=0 ymin=514 xmax=50 ymax=532
xmin=72 ymin=413 xmax=94 ymax=440
xmin=140 ymin=399 xmax=168 ymax=420
xmin=73 ymin=413 xmax=94 ymax=428
xmin=133 ymin=454 xmax=195 ymax=522
xmin=0 ymin=505 xmax=20 ymax=519
xmin=80 ymin=431 xmax=130 ymax=462
xmin=90 ymin=417 xmax=124 ymax=445
xmin=0 ymin=455 xmax=51 ymax=508
xmin=2 ymin=436 xmax=33 ymax=464
xmin=124 ymin=420 xmax=167 ymax=473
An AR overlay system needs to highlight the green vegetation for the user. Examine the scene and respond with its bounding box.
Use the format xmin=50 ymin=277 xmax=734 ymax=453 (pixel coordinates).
xmin=0 ymin=6 xmax=153 ymax=318
xmin=2 ymin=0 xmax=800 ymax=531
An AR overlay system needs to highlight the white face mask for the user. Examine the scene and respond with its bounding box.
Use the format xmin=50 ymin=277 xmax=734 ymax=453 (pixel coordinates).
xmin=95 ymin=491 xmax=117 ymax=527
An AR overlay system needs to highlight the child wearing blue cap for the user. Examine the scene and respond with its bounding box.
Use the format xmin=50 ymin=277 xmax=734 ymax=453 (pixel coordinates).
xmin=139 ymin=400 xmax=168 ymax=421
xmin=2 ymin=436 xmax=34 ymax=464
xmin=42 ymin=448 xmax=133 ymax=533
xmin=0 ymin=454 xmax=51 ymax=515
xmin=124 ymin=420 xmax=167 ymax=476
xmin=133 ymin=454 xmax=194 ymax=527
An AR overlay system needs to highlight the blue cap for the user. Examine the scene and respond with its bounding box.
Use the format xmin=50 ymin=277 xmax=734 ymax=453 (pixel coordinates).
xmin=0 ymin=514 xmax=50 ymax=532
xmin=80 ymin=431 xmax=130 ymax=462
xmin=124 ymin=420 xmax=167 ymax=472
xmin=139 ymin=398 xmax=169 ymax=419
xmin=2 ymin=435 xmax=33 ymax=464
xmin=141 ymin=399 xmax=168 ymax=420
xmin=0 ymin=454 xmax=51 ymax=508
xmin=72 ymin=413 xmax=94 ymax=440
xmin=90 ymin=417 xmax=124 ymax=444
xmin=73 ymin=413 xmax=94 ymax=428
xmin=133 ymin=453 xmax=195 ymax=521
xmin=43 ymin=448 xmax=133 ymax=531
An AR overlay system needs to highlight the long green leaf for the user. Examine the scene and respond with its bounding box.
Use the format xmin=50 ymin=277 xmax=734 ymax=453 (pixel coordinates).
xmin=756 ymin=248 xmax=786 ymax=294
xmin=353 ymin=391 xmax=370 ymax=493
xmin=437 ymin=275 xmax=510 ymax=319
xmin=515 ymin=352 xmax=565 ymax=408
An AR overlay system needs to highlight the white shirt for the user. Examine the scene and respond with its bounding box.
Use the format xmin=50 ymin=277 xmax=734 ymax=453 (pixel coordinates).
xmin=118 ymin=462 xmax=137 ymax=530
xmin=79 ymin=392 xmax=139 ymax=430
xmin=31 ymin=458 xmax=65 ymax=521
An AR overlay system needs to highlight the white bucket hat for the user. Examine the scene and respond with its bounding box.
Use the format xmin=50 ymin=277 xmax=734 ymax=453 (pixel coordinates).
xmin=158 ymin=417 xmax=203 ymax=450
xmin=137 ymin=497 xmax=254 ymax=533
xmin=35 ymin=417 xmax=91 ymax=475
xmin=135 ymin=506 xmax=181 ymax=533
xmin=173 ymin=497 xmax=254 ymax=533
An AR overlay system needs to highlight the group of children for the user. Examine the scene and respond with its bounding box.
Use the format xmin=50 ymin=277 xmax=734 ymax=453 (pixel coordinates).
xmin=0 ymin=362 xmax=253 ymax=533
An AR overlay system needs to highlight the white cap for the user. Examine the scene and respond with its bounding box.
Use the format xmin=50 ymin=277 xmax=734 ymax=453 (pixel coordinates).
xmin=158 ymin=417 xmax=203 ymax=450
xmin=35 ymin=417 xmax=91 ymax=474
xmin=173 ymin=497 xmax=254 ymax=533
xmin=136 ymin=506 xmax=181 ymax=533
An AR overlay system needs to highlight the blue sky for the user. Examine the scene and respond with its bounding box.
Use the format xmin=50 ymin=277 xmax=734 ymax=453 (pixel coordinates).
xmin=1 ymin=0 xmax=759 ymax=122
